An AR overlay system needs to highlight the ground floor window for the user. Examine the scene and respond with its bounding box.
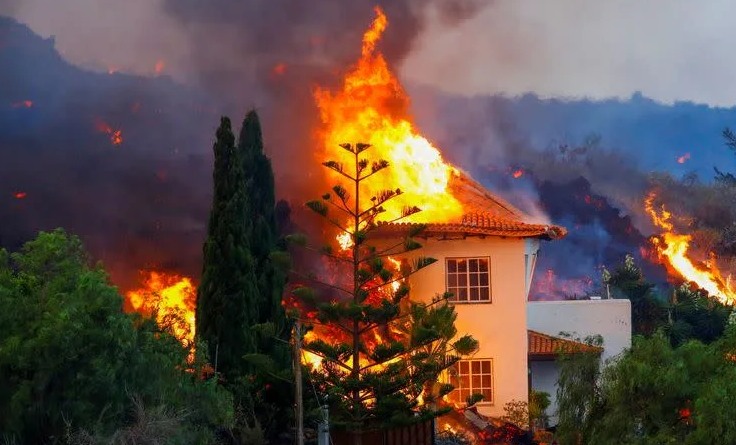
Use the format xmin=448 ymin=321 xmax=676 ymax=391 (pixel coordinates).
xmin=448 ymin=358 xmax=494 ymax=405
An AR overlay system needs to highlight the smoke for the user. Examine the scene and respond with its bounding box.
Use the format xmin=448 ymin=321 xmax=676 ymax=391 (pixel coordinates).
xmin=401 ymin=0 xmax=736 ymax=107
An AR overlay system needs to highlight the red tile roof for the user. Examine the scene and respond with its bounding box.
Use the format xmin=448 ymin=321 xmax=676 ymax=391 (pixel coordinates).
xmin=373 ymin=172 xmax=567 ymax=240
xmin=528 ymin=330 xmax=603 ymax=358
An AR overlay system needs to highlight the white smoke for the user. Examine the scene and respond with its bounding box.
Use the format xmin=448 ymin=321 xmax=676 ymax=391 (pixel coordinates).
xmin=401 ymin=0 xmax=736 ymax=107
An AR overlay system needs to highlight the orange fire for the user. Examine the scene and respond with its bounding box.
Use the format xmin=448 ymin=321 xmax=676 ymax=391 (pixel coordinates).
xmin=13 ymin=191 xmax=27 ymax=199
xmin=512 ymin=169 xmax=523 ymax=178
xmin=313 ymin=6 xmax=463 ymax=225
xmin=95 ymin=119 xmax=123 ymax=145
xmin=677 ymin=153 xmax=691 ymax=164
xmin=126 ymin=271 xmax=197 ymax=351
xmin=644 ymin=192 xmax=736 ymax=304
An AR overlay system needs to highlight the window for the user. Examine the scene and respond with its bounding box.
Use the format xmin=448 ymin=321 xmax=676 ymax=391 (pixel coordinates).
xmin=448 ymin=359 xmax=494 ymax=405
xmin=446 ymin=257 xmax=491 ymax=303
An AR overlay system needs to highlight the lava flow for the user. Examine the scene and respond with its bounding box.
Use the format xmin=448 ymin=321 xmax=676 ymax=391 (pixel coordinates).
xmin=644 ymin=192 xmax=736 ymax=304
xmin=313 ymin=6 xmax=463 ymax=225
xmin=125 ymin=271 xmax=197 ymax=350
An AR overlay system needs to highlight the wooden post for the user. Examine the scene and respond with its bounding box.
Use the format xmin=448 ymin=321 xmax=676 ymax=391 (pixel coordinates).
xmin=294 ymin=322 xmax=304 ymax=445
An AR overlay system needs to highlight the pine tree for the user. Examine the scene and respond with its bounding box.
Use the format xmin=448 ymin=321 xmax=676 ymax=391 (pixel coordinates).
xmin=290 ymin=142 xmax=478 ymax=442
xmin=196 ymin=116 xmax=259 ymax=381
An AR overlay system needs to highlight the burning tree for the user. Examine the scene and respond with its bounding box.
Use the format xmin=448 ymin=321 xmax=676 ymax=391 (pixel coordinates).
xmin=290 ymin=141 xmax=478 ymax=440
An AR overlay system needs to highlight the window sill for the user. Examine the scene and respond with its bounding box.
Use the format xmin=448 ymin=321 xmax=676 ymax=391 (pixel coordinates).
xmin=448 ymin=300 xmax=493 ymax=304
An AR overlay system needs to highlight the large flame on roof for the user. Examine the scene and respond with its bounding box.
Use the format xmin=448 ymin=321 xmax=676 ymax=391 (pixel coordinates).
xmin=645 ymin=192 xmax=736 ymax=304
xmin=313 ymin=6 xmax=464 ymax=224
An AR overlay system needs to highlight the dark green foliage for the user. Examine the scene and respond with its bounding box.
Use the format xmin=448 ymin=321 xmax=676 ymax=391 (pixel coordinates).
xmin=293 ymin=141 xmax=478 ymax=439
xmin=604 ymin=254 xmax=667 ymax=336
xmin=714 ymin=128 xmax=736 ymax=185
xmin=198 ymin=111 xmax=292 ymax=439
xmin=555 ymin=327 xmax=736 ymax=444
xmin=197 ymin=116 xmax=260 ymax=380
xmin=0 ymin=229 xmax=233 ymax=443
xmin=604 ymin=255 xmax=733 ymax=345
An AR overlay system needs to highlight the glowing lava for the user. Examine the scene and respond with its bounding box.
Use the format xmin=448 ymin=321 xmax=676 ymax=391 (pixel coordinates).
xmin=95 ymin=119 xmax=123 ymax=145
xmin=645 ymin=192 xmax=736 ymax=304
xmin=313 ymin=6 xmax=463 ymax=225
xmin=126 ymin=271 xmax=197 ymax=350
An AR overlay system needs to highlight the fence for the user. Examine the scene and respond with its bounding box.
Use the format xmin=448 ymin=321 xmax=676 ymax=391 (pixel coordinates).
xmin=331 ymin=418 xmax=435 ymax=445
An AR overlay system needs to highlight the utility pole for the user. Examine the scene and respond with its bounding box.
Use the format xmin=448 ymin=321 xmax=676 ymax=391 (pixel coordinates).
xmin=318 ymin=397 xmax=329 ymax=445
xmin=294 ymin=321 xmax=304 ymax=445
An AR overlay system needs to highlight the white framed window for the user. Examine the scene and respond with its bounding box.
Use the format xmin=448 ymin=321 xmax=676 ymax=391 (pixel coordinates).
xmin=448 ymin=359 xmax=494 ymax=405
xmin=446 ymin=257 xmax=491 ymax=303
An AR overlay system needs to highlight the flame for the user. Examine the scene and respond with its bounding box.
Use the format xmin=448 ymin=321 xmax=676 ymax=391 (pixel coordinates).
xmin=126 ymin=271 xmax=197 ymax=353
xmin=154 ymin=60 xmax=165 ymax=75
xmin=313 ymin=6 xmax=463 ymax=225
xmin=677 ymin=153 xmax=691 ymax=164
xmin=95 ymin=119 xmax=123 ymax=145
xmin=11 ymin=100 xmax=33 ymax=108
xmin=108 ymin=67 xmax=118 ymax=74
xmin=512 ymin=169 xmax=523 ymax=178
xmin=645 ymin=192 xmax=736 ymax=304
xmin=13 ymin=192 xmax=27 ymax=199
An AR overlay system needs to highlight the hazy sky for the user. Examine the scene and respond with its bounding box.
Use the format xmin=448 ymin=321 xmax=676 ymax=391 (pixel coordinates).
xmin=402 ymin=1 xmax=736 ymax=106
xmin=3 ymin=0 xmax=736 ymax=107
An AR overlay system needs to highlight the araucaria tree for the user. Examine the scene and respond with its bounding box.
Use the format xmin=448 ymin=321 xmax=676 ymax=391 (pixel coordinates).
xmin=292 ymin=142 xmax=478 ymax=440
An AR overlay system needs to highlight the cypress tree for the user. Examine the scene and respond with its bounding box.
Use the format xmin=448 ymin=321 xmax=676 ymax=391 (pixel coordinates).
xmin=196 ymin=116 xmax=259 ymax=381
xmin=238 ymin=110 xmax=285 ymax=330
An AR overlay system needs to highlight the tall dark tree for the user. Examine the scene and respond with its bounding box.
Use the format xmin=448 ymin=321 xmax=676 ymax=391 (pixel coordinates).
xmin=238 ymin=109 xmax=287 ymax=333
xmin=196 ymin=117 xmax=259 ymax=380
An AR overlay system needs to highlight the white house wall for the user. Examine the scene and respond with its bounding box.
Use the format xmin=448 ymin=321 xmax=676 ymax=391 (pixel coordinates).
xmin=526 ymin=299 xmax=632 ymax=424
xmin=407 ymin=236 xmax=529 ymax=418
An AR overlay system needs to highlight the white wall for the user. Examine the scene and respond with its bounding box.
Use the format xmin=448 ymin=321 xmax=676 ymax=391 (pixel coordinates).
xmin=527 ymin=299 xmax=632 ymax=362
xmin=407 ymin=236 xmax=529 ymax=418
xmin=526 ymin=299 xmax=632 ymax=424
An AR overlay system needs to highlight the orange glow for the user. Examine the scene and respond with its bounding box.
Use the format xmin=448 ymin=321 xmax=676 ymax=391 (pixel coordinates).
xmin=645 ymin=192 xmax=736 ymax=304
xmin=512 ymin=169 xmax=523 ymax=178
xmin=677 ymin=153 xmax=691 ymax=164
xmin=313 ymin=6 xmax=463 ymax=225
xmin=11 ymin=100 xmax=33 ymax=108
xmin=95 ymin=119 xmax=123 ymax=145
xmin=272 ymin=62 xmax=287 ymax=76
xmin=126 ymin=271 xmax=197 ymax=354
xmin=154 ymin=60 xmax=165 ymax=75
xmin=13 ymin=192 xmax=27 ymax=199
xmin=108 ymin=67 xmax=118 ymax=74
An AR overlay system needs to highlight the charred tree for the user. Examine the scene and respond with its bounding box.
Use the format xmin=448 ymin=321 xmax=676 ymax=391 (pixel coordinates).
xmin=288 ymin=142 xmax=478 ymax=443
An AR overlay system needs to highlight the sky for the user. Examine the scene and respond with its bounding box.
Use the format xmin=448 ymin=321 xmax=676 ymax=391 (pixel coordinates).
xmin=2 ymin=0 xmax=736 ymax=107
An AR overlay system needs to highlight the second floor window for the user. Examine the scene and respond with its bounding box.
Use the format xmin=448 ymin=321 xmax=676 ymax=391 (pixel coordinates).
xmin=446 ymin=257 xmax=491 ymax=303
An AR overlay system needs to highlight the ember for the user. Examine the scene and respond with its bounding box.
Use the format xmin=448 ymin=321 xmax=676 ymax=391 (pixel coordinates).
xmin=13 ymin=192 xmax=27 ymax=199
xmin=154 ymin=60 xmax=165 ymax=75
xmin=645 ymin=192 xmax=736 ymax=304
xmin=95 ymin=118 xmax=123 ymax=145
xmin=272 ymin=62 xmax=287 ymax=76
xmin=677 ymin=153 xmax=691 ymax=164
xmin=512 ymin=169 xmax=523 ymax=178
xmin=11 ymin=100 xmax=32 ymax=108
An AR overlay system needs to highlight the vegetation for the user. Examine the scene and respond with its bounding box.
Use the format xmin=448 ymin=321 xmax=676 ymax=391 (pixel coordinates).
xmin=289 ymin=141 xmax=478 ymax=439
xmin=0 ymin=229 xmax=233 ymax=443
xmin=197 ymin=112 xmax=292 ymax=441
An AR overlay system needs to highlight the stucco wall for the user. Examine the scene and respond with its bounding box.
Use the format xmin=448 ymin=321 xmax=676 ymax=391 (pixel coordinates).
xmin=407 ymin=236 xmax=529 ymax=418
xmin=527 ymin=299 xmax=632 ymax=423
